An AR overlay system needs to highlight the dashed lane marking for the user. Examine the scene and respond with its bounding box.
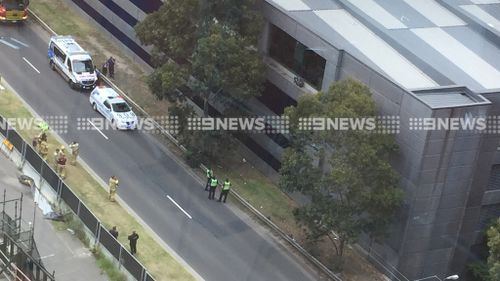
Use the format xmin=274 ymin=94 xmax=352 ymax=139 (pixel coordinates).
xmin=0 ymin=39 xmax=19 ymax=49
xmin=166 ymin=195 xmax=193 ymax=219
xmin=10 ymin=38 xmax=29 ymax=48
xmin=22 ymin=57 xmax=40 ymax=74
xmin=88 ymin=120 xmax=109 ymax=140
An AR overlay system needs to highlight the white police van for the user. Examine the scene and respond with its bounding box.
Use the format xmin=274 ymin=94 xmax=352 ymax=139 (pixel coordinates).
xmin=89 ymin=86 xmax=138 ymax=130
xmin=48 ymin=36 xmax=97 ymax=90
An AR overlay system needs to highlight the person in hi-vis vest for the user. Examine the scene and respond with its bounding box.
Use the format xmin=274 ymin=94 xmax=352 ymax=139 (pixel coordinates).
xmin=208 ymin=177 xmax=218 ymax=200
xmin=218 ymin=179 xmax=231 ymax=203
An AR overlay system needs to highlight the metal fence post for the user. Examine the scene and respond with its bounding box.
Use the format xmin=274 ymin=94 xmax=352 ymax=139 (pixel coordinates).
xmin=118 ymin=246 xmax=123 ymax=270
xmin=94 ymin=222 xmax=101 ymax=248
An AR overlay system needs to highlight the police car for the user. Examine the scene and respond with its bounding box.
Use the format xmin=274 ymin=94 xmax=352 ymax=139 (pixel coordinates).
xmin=89 ymin=86 xmax=138 ymax=130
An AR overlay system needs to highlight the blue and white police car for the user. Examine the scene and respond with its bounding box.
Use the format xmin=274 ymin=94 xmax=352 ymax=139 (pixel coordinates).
xmin=89 ymin=86 xmax=138 ymax=130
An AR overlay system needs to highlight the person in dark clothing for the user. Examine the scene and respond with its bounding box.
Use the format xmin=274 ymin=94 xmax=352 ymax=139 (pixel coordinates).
xmin=107 ymin=57 xmax=116 ymax=78
xmin=128 ymin=231 xmax=139 ymax=255
xmin=101 ymin=61 xmax=108 ymax=76
xmin=109 ymin=226 xmax=118 ymax=239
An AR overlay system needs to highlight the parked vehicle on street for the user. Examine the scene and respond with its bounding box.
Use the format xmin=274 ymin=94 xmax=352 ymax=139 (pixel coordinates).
xmin=0 ymin=0 xmax=29 ymax=22
xmin=48 ymin=36 xmax=97 ymax=90
xmin=89 ymin=86 xmax=138 ymax=130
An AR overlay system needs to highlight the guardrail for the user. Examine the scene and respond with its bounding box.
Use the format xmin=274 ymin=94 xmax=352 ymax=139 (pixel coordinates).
xmin=0 ymin=116 xmax=154 ymax=281
xmin=28 ymin=9 xmax=343 ymax=281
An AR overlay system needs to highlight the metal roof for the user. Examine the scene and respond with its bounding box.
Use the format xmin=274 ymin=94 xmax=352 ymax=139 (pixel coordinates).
xmin=51 ymin=36 xmax=87 ymax=55
xmin=265 ymin=0 xmax=500 ymax=92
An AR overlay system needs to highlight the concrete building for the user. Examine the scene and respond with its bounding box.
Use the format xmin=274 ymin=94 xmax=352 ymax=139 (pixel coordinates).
xmin=65 ymin=0 xmax=500 ymax=280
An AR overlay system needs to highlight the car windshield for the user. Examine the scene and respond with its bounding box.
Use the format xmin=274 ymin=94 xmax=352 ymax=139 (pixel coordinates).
xmin=112 ymin=102 xmax=130 ymax=113
xmin=72 ymin=59 xmax=94 ymax=74
xmin=1 ymin=0 xmax=27 ymax=10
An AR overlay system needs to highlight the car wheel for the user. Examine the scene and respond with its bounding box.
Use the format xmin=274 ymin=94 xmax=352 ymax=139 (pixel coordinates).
xmin=111 ymin=119 xmax=117 ymax=129
xmin=49 ymin=60 xmax=56 ymax=71
xmin=68 ymin=79 xmax=75 ymax=89
xmin=92 ymin=103 xmax=97 ymax=111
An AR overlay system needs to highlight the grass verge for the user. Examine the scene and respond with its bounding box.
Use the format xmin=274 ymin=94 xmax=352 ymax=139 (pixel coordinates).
xmin=0 ymin=84 xmax=194 ymax=281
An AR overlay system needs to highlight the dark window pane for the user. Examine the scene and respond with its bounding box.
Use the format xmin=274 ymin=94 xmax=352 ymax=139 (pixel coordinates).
xmin=257 ymin=81 xmax=297 ymax=115
xmin=268 ymin=25 xmax=325 ymax=89
xmin=269 ymin=25 xmax=296 ymax=71
xmin=487 ymin=164 xmax=500 ymax=190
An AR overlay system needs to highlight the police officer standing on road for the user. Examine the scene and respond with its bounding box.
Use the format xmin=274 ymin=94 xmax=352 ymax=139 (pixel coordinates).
xmin=205 ymin=167 xmax=213 ymax=191
xmin=208 ymin=177 xmax=218 ymax=200
xmin=108 ymin=176 xmax=119 ymax=202
xmin=128 ymin=230 xmax=139 ymax=255
xmin=218 ymin=179 xmax=231 ymax=203
xmin=69 ymin=141 xmax=79 ymax=165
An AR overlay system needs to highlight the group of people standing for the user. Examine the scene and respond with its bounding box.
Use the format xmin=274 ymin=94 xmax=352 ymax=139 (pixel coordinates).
xmin=109 ymin=226 xmax=139 ymax=255
xmin=101 ymin=56 xmax=116 ymax=78
xmin=205 ymin=168 xmax=231 ymax=203
xmin=32 ymin=122 xmax=79 ymax=179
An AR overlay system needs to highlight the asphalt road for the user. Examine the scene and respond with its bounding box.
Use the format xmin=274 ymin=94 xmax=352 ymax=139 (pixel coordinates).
xmin=0 ymin=21 xmax=320 ymax=281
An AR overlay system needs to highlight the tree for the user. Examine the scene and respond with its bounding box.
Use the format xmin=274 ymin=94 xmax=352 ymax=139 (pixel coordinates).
xmin=191 ymin=21 xmax=266 ymax=116
xmin=136 ymin=0 xmax=266 ymax=163
xmin=135 ymin=0 xmax=199 ymax=63
xmin=487 ymin=218 xmax=500 ymax=280
xmin=280 ymin=79 xmax=403 ymax=264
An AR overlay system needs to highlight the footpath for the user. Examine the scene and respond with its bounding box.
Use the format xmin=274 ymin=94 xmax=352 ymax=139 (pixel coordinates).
xmin=0 ymin=153 xmax=107 ymax=281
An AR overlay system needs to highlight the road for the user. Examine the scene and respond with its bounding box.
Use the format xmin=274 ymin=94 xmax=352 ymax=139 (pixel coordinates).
xmin=0 ymin=21 xmax=320 ymax=281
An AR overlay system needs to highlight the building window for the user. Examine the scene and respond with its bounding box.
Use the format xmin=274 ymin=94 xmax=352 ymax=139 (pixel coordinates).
xmin=257 ymin=81 xmax=297 ymax=115
xmin=479 ymin=204 xmax=500 ymax=229
xmin=268 ymin=25 xmax=326 ymax=89
xmin=487 ymin=165 xmax=500 ymax=190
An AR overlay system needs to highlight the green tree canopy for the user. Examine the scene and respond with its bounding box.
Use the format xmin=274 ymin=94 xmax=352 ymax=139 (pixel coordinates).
xmin=280 ymin=79 xmax=403 ymax=262
xmin=135 ymin=0 xmax=199 ymax=63
xmin=487 ymin=217 xmax=500 ymax=280
xmin=136 ymin=0 xmax=266 ymax=164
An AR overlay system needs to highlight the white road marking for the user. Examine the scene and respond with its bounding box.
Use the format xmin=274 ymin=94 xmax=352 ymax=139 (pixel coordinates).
xmin=0 ymin=39 xmax=19 ymax=49
xmin=10 ymin=38 xmax=29 ymax=47
xmin=40 ymin=254 xmax=55 ymax=260
xmin=88 ymin=120 xmax=109 ymax=140
xmin=0 ymin=85 xmax=4 ymax=91
xmin=166 ymin=195 xmax=192 ymax=219
xmin=22 ymin=57 xmax=40 ymax=74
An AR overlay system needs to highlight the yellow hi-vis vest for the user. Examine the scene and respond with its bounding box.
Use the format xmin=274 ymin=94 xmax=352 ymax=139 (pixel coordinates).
xmin=210 ymin=178 xmax=218 ymax=187
xmin=206 ymin=169 xmax=213 ymax=178
xmin=223 ymin=181 xmax=231 ymax=191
